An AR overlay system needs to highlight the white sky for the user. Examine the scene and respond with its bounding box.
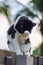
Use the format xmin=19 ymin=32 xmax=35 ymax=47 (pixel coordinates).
xmin=0 ymin=0 xmax=29 ymax=4
xmin=17 ymin=0 xmax=30 ymax=5
xmin=0 ymin=0 xmax=4 ymax=2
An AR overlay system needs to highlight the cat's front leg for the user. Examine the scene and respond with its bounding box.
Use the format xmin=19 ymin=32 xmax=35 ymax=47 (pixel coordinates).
xmin=13 ymin=37 xmax=23 ymax=55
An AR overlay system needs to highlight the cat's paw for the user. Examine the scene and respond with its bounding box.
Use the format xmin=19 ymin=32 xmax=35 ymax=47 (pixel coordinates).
xmin=16 ymin=52 xmax=23 ymax=55
xmin=24 ymin=52 xmax=30 ymax=56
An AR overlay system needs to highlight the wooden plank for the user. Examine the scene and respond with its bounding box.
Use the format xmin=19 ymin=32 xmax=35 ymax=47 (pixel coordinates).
xmin=39 ymin=56 xmax=43 ymax=65
xmin=4 ymin=56 xmax=12 ymax=65
xmin=0 ymin=50 xmax=5 ymax=63
xmin=16 ymin=55 xmax=33 ymax=65
xmin=27 ymin=56 xmax=33 ymax=65
xmin=0 ymin=49 xmax=16 ymax=65
xmin=0 ymin=64 xmax=4 ymax=65
xmin=4 ymin=50 xmax=16 ymax=65
xmin=33 ymin=56 xmax=37 ymax=65
xmin=0 ymin=49 xmax=43 ymax=65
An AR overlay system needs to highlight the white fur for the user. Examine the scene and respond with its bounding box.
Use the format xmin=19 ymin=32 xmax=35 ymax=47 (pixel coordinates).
xmin=20 ymin=43 xmax=31 ymax=56
xmin=7 ymin=24 xmax=42 ymax=56
xmin=7 ymin=32 xmax=23 ymax=55
xmin=7 ymin=30 xmax=31 ymax=56
xmin=18 ymin=31 xmax=31 ymax=56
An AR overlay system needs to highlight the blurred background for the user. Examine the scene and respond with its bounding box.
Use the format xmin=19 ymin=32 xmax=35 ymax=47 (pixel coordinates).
xmin=0 ymin=0 xmax=43 ymax=56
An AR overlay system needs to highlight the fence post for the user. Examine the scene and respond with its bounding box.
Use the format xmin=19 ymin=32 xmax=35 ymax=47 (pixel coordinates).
xmin=4 ymin=56 xmax=12 ymax=65
xmin=16 ymin=55 xmax=33 ymax=65
xmin=41 ymin=43 xmax=43 ymax=56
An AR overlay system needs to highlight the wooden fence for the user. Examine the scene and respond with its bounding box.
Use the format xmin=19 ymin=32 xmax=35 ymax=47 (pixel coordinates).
xmin=0 ymin=50 xmax=43 ymax=65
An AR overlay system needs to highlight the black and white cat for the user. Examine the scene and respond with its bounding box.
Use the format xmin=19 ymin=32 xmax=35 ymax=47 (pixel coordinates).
xmin=7 ymin=16 xmax=42 ymax=55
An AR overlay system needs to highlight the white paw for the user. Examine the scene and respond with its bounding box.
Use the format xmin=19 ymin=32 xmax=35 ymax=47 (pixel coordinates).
xmin=16 ymin=52 xmax=23 ymax=55
xmin=24 ymin=52 xmax=30 ymax=56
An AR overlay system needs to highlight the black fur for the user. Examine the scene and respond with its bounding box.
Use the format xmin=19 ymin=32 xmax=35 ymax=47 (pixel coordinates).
xmin=7 ymin=24 xmax=16 ymax=38
xmin=29 ymin=48 xmax=31 ymax=52
xmin=7 ymin=16 xmax=36 ymax=45
xmin=7 ymin=40 xmax=10 ymax=44
xmin=25 ymin=38 xmax=30 ymax=44
xmin=15 ymin=16 xmax=36 ymax=34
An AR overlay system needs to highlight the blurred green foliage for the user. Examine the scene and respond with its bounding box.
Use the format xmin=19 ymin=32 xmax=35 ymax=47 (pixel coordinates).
xmin=32 ymin=0 xmax=43 ymax=12
xmin=33 ymin=47 xmax=41 ymax=56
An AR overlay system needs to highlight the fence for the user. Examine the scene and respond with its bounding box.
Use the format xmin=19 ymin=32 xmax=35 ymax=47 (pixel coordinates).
xmin=0 ymin=50 xmax=43 ymax=65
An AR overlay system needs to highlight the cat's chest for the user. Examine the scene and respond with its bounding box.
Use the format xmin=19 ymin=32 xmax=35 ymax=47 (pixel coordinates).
xmin=17 ymin=32 xmax=29 ymax=45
